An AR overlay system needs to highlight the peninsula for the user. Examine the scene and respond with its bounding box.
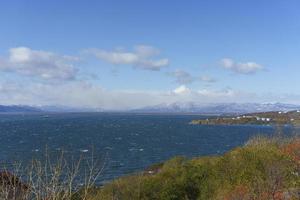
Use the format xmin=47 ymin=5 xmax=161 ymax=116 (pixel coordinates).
xmin=190 ymin=110 xmax=300 ymax=126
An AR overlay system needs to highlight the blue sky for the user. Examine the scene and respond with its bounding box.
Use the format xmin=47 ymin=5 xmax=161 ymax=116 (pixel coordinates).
xmin=0 ymin=0 xmax=300 ymax=109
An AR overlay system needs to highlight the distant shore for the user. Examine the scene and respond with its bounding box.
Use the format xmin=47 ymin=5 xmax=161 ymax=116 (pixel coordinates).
xmin=190 ymin=110 xmax=300 ymax=126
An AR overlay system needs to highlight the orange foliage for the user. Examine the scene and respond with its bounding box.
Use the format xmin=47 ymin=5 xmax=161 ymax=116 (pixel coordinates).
xmin=281 ymin=139 xmax=300 ymax=164
xmin=224 ymin=185 xmax=249 ymax=200
xmin=258 ymin=191 xmax=284 ymax=200
xmin=273 ymin=191 xmax=285 ymax=200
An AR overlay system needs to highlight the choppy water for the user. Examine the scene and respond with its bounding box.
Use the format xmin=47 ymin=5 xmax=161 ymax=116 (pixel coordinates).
xmin=0 ymin=113 xmax=294 ymax=183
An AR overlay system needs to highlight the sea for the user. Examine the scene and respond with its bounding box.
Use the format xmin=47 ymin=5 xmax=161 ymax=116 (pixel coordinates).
xmin=0 ymin=112 xmax=295 ymax=183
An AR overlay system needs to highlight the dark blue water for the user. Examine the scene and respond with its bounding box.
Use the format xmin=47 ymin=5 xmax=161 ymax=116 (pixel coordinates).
xmin=0 ymin=113 xmax=293 ymax=182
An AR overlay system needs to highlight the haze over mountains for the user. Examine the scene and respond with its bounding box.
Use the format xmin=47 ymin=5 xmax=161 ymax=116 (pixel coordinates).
xmin=0 ymin=105 xmax=99 ymax=113
xmin=1 ymin=103 xmax=300 ymax=114
xmin=0 ymin=105 xmax=42 ymax=113
xmin=132 ymin=102 xmax=300 ymax=114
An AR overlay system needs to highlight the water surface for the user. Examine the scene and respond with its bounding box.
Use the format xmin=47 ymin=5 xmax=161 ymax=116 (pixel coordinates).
xmin=0 ymin=113 xmax=293 ymax=182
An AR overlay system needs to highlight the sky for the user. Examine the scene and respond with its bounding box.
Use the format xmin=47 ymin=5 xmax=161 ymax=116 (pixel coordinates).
xmin=0 ymin=0 xmax=300 ymax=109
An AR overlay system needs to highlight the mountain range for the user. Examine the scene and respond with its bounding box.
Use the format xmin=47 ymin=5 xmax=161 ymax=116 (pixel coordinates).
xmin=131 ymin=102 xmax=300 ymax=114
xmin=0 ymin=103 xmax=300 ymax=114
xmin=0 ymin=105 xmax=42 ymax=113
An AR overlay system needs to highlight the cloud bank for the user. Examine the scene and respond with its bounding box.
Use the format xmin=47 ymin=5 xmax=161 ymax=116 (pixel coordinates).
xmin=0 ymin=81 xmax=274 ymax=110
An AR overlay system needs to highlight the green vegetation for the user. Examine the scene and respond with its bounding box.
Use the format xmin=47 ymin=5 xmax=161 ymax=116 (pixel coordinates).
xmin=190 ymin=110 xmax=300 ymax=126
xmin=86 ymin=136 xmax=300 ymax=200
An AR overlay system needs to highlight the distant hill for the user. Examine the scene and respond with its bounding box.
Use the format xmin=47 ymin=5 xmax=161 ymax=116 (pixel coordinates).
xmin=0 ymin=105 xmax=42 ymax=113
xmin=132 ymin=102 xmax=300 ymax=114
xmin=0 ymin=105 xmax=101 ymax=113
xmin=1 ymin=102 xmax=300 ymax=114
xmin=191 ymin=110 xmax=300 ymax=125
xmin=38 ymin=105 xmax=102 ymax=113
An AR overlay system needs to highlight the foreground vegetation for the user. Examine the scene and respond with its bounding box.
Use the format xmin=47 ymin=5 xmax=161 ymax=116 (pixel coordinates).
xmin=1 ymin=135 xmax=300 ymax=199
xmin=89 ymin=136 xmax=300 ymax=200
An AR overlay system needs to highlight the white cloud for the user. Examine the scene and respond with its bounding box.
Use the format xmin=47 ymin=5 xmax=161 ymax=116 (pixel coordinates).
xmin=197 ymin=88 xmax=235 ymax=98
xmin=85 ymin=45 xmax=169 ymax=71
xmin=0 ymin=47 xmax=79 ymax=80
xmin=168 ymin=69 xmax=216 ymax=84
xmin=173 ymin=85 xmax=191 ymax=95
xmin=220 ymin=58 xmax=263 ymax=74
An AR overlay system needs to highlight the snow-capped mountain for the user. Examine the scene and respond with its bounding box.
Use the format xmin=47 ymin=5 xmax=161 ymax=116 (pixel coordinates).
xmin=132 ymin=102 xmax=300 ymax=114
xmin=1 ymin=103 xmax=299 ymax=114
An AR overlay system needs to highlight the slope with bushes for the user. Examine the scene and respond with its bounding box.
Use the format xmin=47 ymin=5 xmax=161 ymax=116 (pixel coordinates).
xmin=87 ymin=136 xmax=300 ymax=200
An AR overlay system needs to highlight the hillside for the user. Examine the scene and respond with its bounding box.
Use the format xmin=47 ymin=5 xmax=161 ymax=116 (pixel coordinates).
xmin=80 ymin=136 xmax=300 ymax=200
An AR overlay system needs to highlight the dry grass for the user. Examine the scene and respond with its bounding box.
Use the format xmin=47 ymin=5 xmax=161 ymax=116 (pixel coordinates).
xmin=244 ymin=134 xmax=294 ymax=148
